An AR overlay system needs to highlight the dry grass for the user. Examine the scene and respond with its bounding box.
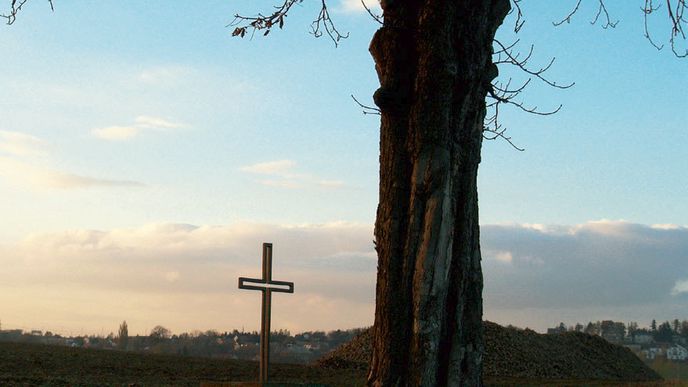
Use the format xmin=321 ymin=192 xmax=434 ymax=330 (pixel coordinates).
xmin=485 ymin=378 xmax=685 ymax=387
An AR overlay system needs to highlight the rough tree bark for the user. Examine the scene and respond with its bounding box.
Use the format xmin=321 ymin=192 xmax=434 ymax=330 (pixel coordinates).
xmin=368 ymin=1 xmax=510 ymax=386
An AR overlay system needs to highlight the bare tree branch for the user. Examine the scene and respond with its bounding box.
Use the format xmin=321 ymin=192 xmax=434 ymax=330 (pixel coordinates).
xmin=494 ymin=40 xmax=575 ymax=90
xmin=1 ymin=0 xmax=52 ymax=25
xmin=230 ymin=0 xmax=348 ymax=46
xmin=309 ymin=0 xmax=349 ymax=45
xmin=554 ymin=0 xmax=618 ymax=28
xmin=487 ymin=36 xmax=573 ymax=151
xmin=553 ymin=0 xmax=687 ymax=57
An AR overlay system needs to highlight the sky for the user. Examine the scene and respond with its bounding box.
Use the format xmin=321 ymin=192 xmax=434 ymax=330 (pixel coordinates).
xmin=0 ymin=0 xmax=686 ymax=336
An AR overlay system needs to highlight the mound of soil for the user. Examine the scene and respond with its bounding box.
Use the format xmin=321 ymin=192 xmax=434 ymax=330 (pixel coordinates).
xmin=317 ymin=322 xmax=662 ymax=382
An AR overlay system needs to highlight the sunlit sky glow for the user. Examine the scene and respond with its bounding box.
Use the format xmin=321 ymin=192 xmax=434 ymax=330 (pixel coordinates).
xmin=0 ymin=0 xmax=686 ymax=336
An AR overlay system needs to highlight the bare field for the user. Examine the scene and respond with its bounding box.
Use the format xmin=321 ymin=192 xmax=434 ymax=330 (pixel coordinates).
xmin=0 ymin=341 xmax=682 ymax=387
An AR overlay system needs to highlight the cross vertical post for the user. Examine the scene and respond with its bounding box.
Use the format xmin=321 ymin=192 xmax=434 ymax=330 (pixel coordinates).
xmin=238 ymin=243 xmax=294 ymax=384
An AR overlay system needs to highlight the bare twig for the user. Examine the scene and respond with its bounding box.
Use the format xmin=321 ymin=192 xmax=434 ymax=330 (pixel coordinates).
xmin=360 ymin=0 xmax=382 ymax=25
xmin=510 ymin=0 xmax=525 ymax=32
xmin=1 ymin=0 xmax=27 ymax=25
xmin=351 ymin=94 xmax=381 ymax=115
xmin=494 ymin=40 xmax=575 ymax=90
xmin=553 ymin=0 xmax=584 ymax=26
xmin=483 ymin=103 xmax=525 ymax=152
xmin=310 ymin=0 xmax=349 ymax=45
xmin=553 ymin=0 xmax=686 ymax=56
xmin=643 ymin=0 xmax=666 ymax=50
xmin=487 ymin=86 xmax=562 ymax=117
xmin=1 ymin=0 xmax=51 ymax=25
xmin=554 ymin=0 xmax=618 ymax=28
xmin=591 ymin=0 xmax=619 ymax=29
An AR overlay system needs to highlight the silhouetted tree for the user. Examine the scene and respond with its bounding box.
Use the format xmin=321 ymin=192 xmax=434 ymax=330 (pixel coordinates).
xmin=681 ymin=320 xmax=688 ymax=338
xmin=628 ymin=321 xmax=639 ymax=340
xmin=118 ymin=320 xmax=128 ymax=350
xmin=149 ymin=325 xmax=171 ymax=341
xmin=655 ymin=321 xmax=674 ymax=342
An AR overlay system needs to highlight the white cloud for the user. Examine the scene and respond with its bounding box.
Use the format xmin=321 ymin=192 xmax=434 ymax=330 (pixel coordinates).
xmin=259 ymin=179 xmax=302 ymax=189
xmin=135 ymin=116 xmax=185 ymax=129
xmin=671 ymin=279 xmax=688 ymax=296
xmin=91 ymin=125 xmax=140 ymax=141
xmin=240 ymin=160 xmax=345 ymax=190
xmin=240 ymin=159 xmax=297 ymax=176
xmin=138 ymin=65 xmax=193 ymax=86
xmin=92 ymin=116 xmax=185 ymax=141
xmin=652 ymin=223 xmax=683 ymax=230
xmin=0 ymin=130 xmax=48 ymax=157
xmin=339 ymin=0 xmax=381 ymax=14
xmin=492 ymin=251 xmax=513 ymax=263
xmin=318 ymin=179 xmax=345 ymax=188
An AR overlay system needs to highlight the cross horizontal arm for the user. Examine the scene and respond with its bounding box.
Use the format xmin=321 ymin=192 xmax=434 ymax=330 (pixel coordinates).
xmin=238 ymin=277 xmax=294 ymax=293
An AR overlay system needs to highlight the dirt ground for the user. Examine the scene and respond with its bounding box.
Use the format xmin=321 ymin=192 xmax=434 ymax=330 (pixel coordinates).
xmin=0 ymin=341 xmax=365 ymax=386
xmin=0 ymin=340 xmax=682 ymax=387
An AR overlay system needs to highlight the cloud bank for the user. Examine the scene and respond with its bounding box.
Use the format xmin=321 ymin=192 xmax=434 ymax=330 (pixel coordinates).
xmin=481 ymin=221 xmax=688 ymax=328
xmin=1 ymin=220 xmax=686 ymax=335
xmin=0 ymin=222 xmax=375 ymax=335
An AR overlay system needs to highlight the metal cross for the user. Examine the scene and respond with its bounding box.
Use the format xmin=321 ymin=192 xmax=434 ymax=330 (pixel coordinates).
xmin=238 ymin=243 xmax=294 ymax=384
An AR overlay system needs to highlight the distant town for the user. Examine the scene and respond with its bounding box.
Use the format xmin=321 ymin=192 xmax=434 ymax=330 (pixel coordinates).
xmin=1 ymin=318 xmax=686 ymax=366
xmin=546 ymin=319 xmax=688 ymax=362
xmin=0 ymin=320 xmax=366 ymax=364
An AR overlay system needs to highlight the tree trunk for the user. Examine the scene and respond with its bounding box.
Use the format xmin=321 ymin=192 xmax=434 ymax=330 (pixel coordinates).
xmin=368 ymin=1 xmax=510 ymax=386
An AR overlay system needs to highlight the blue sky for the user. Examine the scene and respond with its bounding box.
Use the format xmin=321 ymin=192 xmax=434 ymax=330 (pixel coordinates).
xmin=0 ymin=1 xmax=686 ymax=335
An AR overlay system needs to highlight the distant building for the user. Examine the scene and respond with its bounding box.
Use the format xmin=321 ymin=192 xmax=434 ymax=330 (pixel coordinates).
xmin=642 ymin=347 xmax=662 ymax=360
xmin=667 ymin=345 xmax=688 ymax=361
xmin=599 ymin=321 xmax=625 ymax=343
xmin=634 ymin=333 xmax=654 ymax=345
xmin=547 ymin=323 xmax=567 ymax=335
xmin=0 ymin=329 xmax=22 ymax=340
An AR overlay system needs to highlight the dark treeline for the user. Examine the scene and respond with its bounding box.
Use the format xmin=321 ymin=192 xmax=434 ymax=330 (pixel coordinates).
xmin=546 ymin=318 xmax=688 ymax=346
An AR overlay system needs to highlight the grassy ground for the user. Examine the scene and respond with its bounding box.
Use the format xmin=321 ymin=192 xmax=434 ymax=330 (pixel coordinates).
xmin=647 ymin=359 xmax=688 ymax=386
xmin=485 ymin=378 xmax=684 ymax=387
